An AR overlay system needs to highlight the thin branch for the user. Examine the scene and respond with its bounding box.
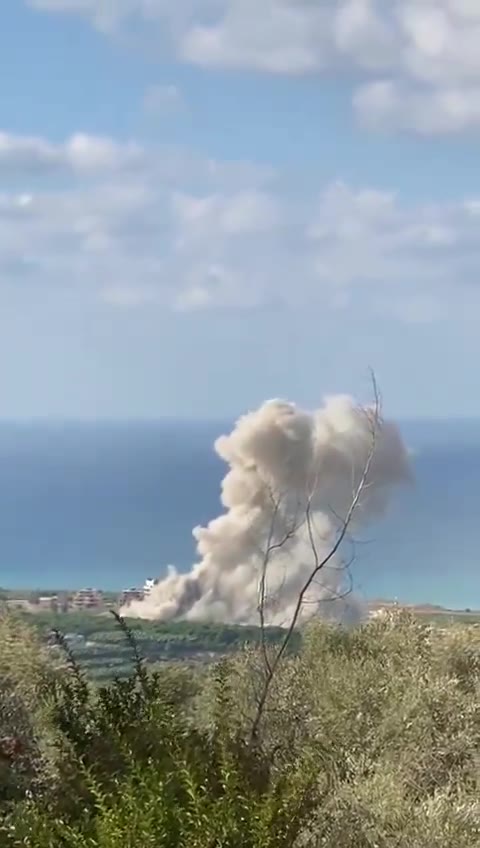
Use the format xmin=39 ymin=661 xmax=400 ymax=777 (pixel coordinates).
xmin=258 ymin=499 xmax=279 ymax=675
xmin=110 ymin=609 xmax=148 ymax=690
xmin=257 ymin=494 xmax=299 ymax=674
xmin=250 ymin=372 xmax=381 ymax=743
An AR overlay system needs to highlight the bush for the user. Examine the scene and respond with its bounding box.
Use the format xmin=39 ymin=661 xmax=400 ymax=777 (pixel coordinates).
xmin=0 ymin=613 xmax=63 ymax=806
xmin=0 ymin=611 xmax=479 ymax=846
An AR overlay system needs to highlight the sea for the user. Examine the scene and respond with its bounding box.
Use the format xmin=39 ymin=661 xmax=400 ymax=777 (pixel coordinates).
xmin=0 ymin=418 xmax=478 ymax=610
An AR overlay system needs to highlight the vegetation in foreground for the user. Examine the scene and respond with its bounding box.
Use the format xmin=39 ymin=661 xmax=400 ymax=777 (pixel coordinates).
xmin=0 ymin=609 xmax=479 ymax=847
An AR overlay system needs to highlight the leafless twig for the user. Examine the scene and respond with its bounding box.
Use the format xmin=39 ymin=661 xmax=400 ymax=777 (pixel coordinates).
xmin=251 ymin=372 xmax=381 ymax=743
xmin=257 ymin=494 xmax=300 ymax=674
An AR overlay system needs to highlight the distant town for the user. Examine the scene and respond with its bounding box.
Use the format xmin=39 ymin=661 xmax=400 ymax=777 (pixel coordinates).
xmin=2 ymin=578 xmax=158 ymax=615
xmin=1 ymin=581 xmax=478 ymax=622
xmin=1 ymin=582 xmax=478 ymax=684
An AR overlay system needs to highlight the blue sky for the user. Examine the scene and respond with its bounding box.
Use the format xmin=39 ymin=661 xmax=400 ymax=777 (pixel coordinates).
xmin=3 ymin=1 xmax=480 ymax=419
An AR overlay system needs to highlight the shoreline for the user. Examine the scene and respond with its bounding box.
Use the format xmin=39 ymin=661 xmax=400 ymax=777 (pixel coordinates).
xmin=1 ymin=587 xmax=479 ymax=618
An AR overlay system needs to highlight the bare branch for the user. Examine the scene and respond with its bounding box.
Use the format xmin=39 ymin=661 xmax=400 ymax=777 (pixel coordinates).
xmin=257 ymin=493 xmax=300 ymax=675
xmin=250 ymin=372 xmax=381 ymax=744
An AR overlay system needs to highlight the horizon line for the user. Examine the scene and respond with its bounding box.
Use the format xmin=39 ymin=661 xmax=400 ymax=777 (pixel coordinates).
xmin=0 ymin=414 xmax=479 ymax=425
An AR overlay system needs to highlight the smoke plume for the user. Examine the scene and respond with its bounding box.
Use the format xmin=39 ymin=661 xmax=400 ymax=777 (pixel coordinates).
xmin=122 ymin=394 xmax=411 ymax=626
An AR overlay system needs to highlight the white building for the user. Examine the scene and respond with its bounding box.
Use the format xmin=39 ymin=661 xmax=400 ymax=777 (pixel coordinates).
xmin=143 ymin=578 xmax=157 ymax=596
xmin=37 ymin=595 xmax=58 ymax=611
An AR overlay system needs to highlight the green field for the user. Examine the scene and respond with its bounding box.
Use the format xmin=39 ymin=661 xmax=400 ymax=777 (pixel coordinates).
xmin=13 ymin=604 xmax=479 ymax=681
xmin=19 ymin=610 xmax=298 ymax=681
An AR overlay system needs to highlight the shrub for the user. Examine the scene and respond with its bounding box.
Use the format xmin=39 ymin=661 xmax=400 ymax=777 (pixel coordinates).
xmin=0 ymin=612 xmax=63 ymax=807
xmin=1 ymin=611 xmax=479 ymax=846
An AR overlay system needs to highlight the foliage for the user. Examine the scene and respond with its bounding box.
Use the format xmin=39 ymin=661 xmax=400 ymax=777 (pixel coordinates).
xmin=0 ymin=611 xmax=479 ymax=846
xmin=0 ymin=613 xmax=63 ymax=806
xmin=19 ymin=612 xmax=300 ymax=682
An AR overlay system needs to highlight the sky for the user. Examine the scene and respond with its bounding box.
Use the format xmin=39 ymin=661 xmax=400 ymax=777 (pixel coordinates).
xmin=2 ymin=1 xmax=480 ymax=419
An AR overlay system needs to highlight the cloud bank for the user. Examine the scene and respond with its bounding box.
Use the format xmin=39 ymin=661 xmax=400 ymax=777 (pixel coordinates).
xmin=2 ymin=127 xmax=480 ymax=321
xmin=28 ymin=1 xmax=480 ymax=134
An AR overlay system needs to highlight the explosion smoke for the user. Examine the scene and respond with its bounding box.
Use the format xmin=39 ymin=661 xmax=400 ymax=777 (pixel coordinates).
xmin=122 ymin=394 xmax=411 ymax=626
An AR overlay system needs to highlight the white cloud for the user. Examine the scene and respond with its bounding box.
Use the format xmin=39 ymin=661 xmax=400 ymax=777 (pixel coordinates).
xmin=306 ymin=180 xmax=480 ymax=319
xmin=174 ymin=264 xmax=264 ymax=311
xmin=26 ymin=0 xmax=480 ymax=134
xmin=354 ymin=80 xmax=480 ymax=134
xmin=66 ymin=133 xmax=143 ymax=170
xmin=3 ymin=127 xmax=480 ymax=320
xmin=181 ymin=1 xmax=332 ymax=74
xmin=142 ymin=83 xmax=184 ymax=116
xmin=0 ymin=130 xmax=142 ymax=175
xmin=172 ymin=189 xmax=281 ymax=242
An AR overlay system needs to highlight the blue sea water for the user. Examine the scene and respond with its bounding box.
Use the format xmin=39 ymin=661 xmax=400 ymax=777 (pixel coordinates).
xmin=0 ymin=419 xmax=478 ymax=610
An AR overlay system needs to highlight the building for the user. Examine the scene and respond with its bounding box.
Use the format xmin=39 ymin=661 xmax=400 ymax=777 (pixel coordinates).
xmin=143 ymin=578 xmax=157 ymax=596
xmin=37 ymin=595 xmax=59 ymax=612
xmin=119 ymin=588 xmax=144 ymax=607
xmin=71 ymin=588 xmax=104 ymax=611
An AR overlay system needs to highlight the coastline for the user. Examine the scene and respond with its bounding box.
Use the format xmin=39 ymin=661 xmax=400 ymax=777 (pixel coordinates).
xmin=1 ymin=586 xmax=479 ymax=619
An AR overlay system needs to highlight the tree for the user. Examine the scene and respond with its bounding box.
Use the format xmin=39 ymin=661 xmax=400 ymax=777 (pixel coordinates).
xmin=252 ymin=374 xmax=382 ymax=741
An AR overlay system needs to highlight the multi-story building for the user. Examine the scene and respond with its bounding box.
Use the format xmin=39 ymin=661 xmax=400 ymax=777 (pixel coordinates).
xmin=119 ymin=588 xmax=144 ymax=607
xmin=71 ymin=588 xmax=104 ymax=611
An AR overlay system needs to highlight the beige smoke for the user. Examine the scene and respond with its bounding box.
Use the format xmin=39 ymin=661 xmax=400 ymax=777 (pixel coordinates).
xmin=122 ymin=394 xmax=411 ymax=625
